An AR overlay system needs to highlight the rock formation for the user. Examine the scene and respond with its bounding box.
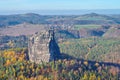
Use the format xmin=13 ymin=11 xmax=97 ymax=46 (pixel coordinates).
xmin=28 ymin=30 xmax=60 ymax=63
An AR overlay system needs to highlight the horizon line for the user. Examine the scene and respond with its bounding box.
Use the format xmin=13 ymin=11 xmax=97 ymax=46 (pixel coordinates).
xmin=0 ymin=9 xmax=120 ymax=15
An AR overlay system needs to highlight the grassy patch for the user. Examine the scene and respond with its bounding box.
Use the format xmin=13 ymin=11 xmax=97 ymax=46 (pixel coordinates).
xmin=75 ymin=16 xmax=107 ymax=20
xmin=74 ymin=24 xmax=101 ymax=30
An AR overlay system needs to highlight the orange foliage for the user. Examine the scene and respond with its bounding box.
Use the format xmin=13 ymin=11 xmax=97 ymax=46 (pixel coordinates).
xmin=3 ymin=50 xmax=26 ymax=66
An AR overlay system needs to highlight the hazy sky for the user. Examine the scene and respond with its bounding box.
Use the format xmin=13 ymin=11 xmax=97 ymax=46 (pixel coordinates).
xmin=0 ymin=0 xmax=120 ymax=11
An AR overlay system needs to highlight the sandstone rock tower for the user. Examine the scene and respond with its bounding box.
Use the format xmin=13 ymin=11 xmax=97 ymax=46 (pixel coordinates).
xmin=28 ymin=30 xmax=60 ymax=63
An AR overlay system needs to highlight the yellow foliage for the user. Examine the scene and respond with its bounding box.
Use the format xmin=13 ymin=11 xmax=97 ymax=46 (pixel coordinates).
xmin=70 ymin=60 xmax=75 ymax=65
xmin=58 ymin=59 xmax=62 ymax=63
xmin=4 ymin=51 xmax=15 ymax=57
xmin=74 ymin=70 xmax=78 ymax=75
xmin=44 ymin=77 xmax=50 ymax=80
xmin=83 ymin=61 xmax=88 ymax=66
xmin=97 ymin=76 xmax=101 ymax=80
xmin=18 ymin=57 xmax=24 ymax=61
xmin=95 ymin=62 xmax=99 ymax=67
xmin=6 ymin=70 xmax=8 ymax=74
xmin=18 ymin=74 xmax=25 ymax=80
xmin=11 ymin=57 xmax=16 ymax=63
xmin=3 ymin=50 xmax=26 ymax=66
xmin=20 ymin=66 xmax=24 ymax=70
xmin=5 ymin=59 xmax=11 ymax=66
xmin=12 ymin=67 xmax=15 ymax=72
xmin=89 ymin=74 xmax=96 ymax=80
xmin=37 ymin=75 xmax=44 ymax=80
xmin=82 ymin=73 xmax=88 ymax=80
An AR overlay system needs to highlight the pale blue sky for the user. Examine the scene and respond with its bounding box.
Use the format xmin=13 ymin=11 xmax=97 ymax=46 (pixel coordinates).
xmin=0 ymin=0 xmax=120 ymax=11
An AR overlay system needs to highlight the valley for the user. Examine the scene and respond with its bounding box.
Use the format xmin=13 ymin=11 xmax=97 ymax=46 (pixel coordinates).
xmin=0 ymin=13 xmax=120 ymax=80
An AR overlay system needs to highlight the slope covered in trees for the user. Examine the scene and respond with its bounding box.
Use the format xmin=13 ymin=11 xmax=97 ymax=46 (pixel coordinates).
xmin=59 ymin=37 xmax=120 ymax=63
xmin=0 ymin=48 xmax=119 ymax=80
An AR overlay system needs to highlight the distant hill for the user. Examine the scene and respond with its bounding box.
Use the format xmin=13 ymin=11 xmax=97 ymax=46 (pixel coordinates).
xmin=0 ymin=13 xmax=120 ymax=28
xmin=0 ymin=23 xmax=45 ymax=36
xmin=0 ymin=13 xmax=51 ymax=27
xmin=74 ymin=13 xmax=119 ymax=25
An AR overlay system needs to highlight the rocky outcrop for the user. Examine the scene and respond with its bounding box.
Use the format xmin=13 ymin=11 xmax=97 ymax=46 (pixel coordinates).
xmin=28 ymin=30 xmax=60 ymax=63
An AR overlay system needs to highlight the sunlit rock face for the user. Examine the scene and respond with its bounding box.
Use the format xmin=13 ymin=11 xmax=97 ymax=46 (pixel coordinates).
xmin=28 ymin=30 xmax=60 ymax=63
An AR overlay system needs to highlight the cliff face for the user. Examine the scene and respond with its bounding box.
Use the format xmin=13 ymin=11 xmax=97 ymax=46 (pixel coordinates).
xmin=28 ymin=30 xmax=60 ymax=63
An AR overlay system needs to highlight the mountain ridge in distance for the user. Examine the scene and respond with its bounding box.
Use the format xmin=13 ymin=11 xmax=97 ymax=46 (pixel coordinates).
xmin=0 ymin=12 xmax=120 ymax=27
